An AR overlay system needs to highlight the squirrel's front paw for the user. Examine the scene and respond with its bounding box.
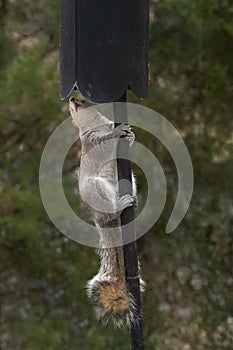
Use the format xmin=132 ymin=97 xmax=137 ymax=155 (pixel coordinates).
xmin=124 ymin=131 xmax=135 ymax=145
xmin=131 ymin=195 xmax=138 ymax=207
xmin=117 ymin=194 xmax=137 ymax=211
xmin=113 ymin=123 xmax=132 ymax=138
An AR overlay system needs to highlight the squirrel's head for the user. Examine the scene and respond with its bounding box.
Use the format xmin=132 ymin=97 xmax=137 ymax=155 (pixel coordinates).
xmin=69 ymin=96 xmax=87 ymax=128
xmin=69 ymin=97 xmax=102 ymax=131
xmin=69 ymin=96 xmax=86 ymax=111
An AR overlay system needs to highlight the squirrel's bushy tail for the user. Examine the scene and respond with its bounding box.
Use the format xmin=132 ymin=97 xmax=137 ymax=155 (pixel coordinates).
xmin=86 ymin=244 xmax=136 ymax=326
xmin=86 ymin=242 xmax=144 ymax=326
xmin=86 ymin=277 xmax=136 ymax=326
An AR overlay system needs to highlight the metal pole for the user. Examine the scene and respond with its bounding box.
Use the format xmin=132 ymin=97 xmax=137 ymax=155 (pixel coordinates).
xmin=114 ymin=93 xmax=144 ymax=350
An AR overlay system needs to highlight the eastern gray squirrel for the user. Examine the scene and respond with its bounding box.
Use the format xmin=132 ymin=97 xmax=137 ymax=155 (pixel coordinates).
xmin=69 ymin=97 xmax=143 ymax=326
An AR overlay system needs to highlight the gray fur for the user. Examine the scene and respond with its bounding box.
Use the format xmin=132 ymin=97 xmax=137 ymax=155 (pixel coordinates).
xmin=69 ymin=98 xmax=140 ymax=326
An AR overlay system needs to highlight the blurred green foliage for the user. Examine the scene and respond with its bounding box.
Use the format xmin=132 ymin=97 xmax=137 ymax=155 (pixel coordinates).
xmin=0 ymin=0 xmax=232 ymax=349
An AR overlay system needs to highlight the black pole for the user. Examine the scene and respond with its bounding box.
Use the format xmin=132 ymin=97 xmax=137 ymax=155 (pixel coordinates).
xmin=114 ymin=93 xmax=144 ymax=350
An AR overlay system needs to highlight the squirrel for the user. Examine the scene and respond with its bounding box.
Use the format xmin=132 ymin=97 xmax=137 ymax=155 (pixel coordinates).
xmin=69 ymin=97 xmax=143 ymax=326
